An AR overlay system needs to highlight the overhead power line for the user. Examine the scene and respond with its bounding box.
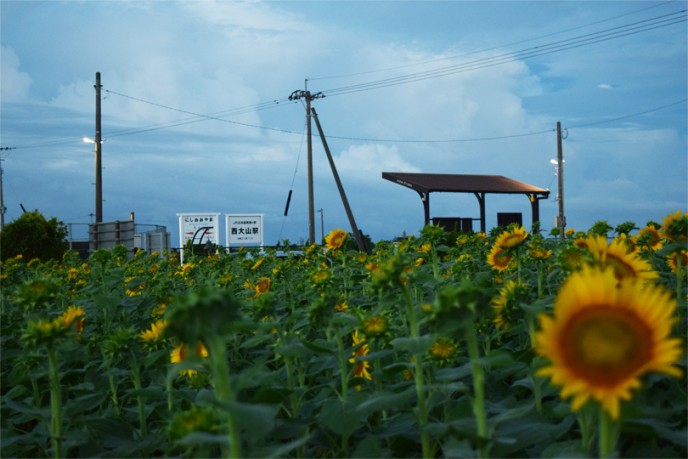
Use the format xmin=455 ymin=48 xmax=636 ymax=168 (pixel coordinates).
xmin=5 ymin=8 xmax=686 ymax=150
xmin=319 ymin=9 xmax=686 ymax=97
xmin=309 ymin=0 xmax=677 ymax=82
xmin=91 ymin=7 xmax=687 ymax=142
xmin=104 ymin=90 xmax=296 ymax=138
xmin=568 ymin=99 xmax=687 ymax=129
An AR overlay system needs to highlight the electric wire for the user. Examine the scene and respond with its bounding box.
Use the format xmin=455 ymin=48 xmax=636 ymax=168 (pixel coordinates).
xmin=5 ymin=8 xmax=686 ymax=150
xmin=277 ymin=121 xmax=308 ymax=244
xmin=309 ymin=0 xmax=677 ymax=82
xmin=568 ymin=99 xmax=687 ymax=129
xmin=104 ymin=90 xmax=296 ymax=138
xmin=319 ymin=10 xmax=686 ymax=97
xmin=71 ymin=7 xmax=688 ymax=142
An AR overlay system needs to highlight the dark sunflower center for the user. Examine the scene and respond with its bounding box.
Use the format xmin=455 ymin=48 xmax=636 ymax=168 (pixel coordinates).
xmin=561 ymin=307 xmax=652 ymax=387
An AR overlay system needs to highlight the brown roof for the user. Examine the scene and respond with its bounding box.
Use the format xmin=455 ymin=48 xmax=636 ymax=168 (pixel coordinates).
xmin=382 ymin=172 xmax=549 ymax=195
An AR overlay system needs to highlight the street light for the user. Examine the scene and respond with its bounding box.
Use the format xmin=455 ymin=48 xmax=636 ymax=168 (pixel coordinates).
xmin=83 ymin=136 xmax=103 ymax=223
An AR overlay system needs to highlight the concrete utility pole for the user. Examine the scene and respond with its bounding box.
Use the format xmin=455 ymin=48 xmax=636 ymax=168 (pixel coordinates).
xmin=311 ymin=108 xmax=367 ymax=252
xmin=288 ymin=82 xmax=325 ymax=245
xmin=0 ymin=147 xmax=14 ymax=231
xmin=556 ymin=121 xmax=566 ymax=242
xmin=94 ymin=72 xmax=103 ymax=223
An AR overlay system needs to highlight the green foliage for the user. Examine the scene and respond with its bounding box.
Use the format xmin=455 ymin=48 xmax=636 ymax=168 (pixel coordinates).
xmin=1 ymin=210 xmax=68 ymax=262
xmin=0 ymin=214 xmax=686 ymax=458
xmin=588 ymin=220 xmax=614 ymax=237
xmin=615 ymin=221 xmax=638 ymax=236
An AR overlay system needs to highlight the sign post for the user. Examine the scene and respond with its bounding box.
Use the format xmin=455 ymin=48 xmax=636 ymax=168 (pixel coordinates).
xmin=225 ymin=214 xmax=264 ymax=251
xmin=177 ymin=212 xmax=220 ymax=264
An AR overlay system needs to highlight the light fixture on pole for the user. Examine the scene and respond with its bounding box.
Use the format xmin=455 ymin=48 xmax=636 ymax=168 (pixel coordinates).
xmin=554 ymin=121 xmax=566 ymax=241
xmin=83 ymin=135 xmax=103 ymax=224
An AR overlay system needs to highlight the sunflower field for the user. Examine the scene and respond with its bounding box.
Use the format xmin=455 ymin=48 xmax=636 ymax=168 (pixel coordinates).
xmin=1 ymin=211 xmax=686 ymax=458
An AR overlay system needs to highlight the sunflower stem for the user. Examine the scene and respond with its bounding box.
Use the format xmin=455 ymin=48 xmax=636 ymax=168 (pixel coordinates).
xmin=676 ymin=251 xmax=684 ymax=310
xmin=537 ymin=262 xmax=544 ymax=299
xmin=402 ymin=283 xmax=432 ymax=459
xmin=577 ymin=405 xmax=596 ymax=453
xmin=466 ymin=324 xmax=488 ymax=459
xmin=598 ymin=406 xmax=618 ymax=459
xmin=129 ymin=355 xmax=147 ymax=439
xmin=47 ymin=347 xmax=62 ymax=459
xmin=431 ymin=245 xmax=440 ymax=280
xmin=108 ymin=373 xmax=121 ymax=415
xmin=334 ymin=326 xmax=348 ymax=402
xmin=205 ymin=334 xmax=241 ymax=459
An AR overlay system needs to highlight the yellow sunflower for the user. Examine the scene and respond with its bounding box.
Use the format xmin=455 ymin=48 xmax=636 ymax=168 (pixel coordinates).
xmin=140 ymin=319 xmax=168 ymax=343
xmin=491 ymin=280 xmax=527 ymax=331
xmin=486 ymin=245 xmax=512 ymax=272
xmin=494 ymin=226 xmax=528 ymax=249
xmin=585 ymin=235 xmax=657 ymax=281
xmin=363 ymin=315 xmax=387 ymax=336
xmin=325 ymin=228 xmax=348 ymax=251
xmin=251 ymin=258 xmax=265 ymax=271
xmin=252 ymin=277 xmax=271 ymax=298
xmin=667 ymin=250 xmax=688 ymax=274
xmin=528 ymin=245 xmax=553 ymax=261
xmin=429 ymin=337 xmax=457 ymax=365
xmin=170 ymin=342 xmax=209 ymax=378
xmin=59 ymin=306 xmax=85 ymax=329
xmin=312 ymin=269 xmax=330 ymax=284
xmin=535 ymin=266 xmax=683 ymax=420
xmin=349 ymin=330 xmax=372 ymax=389
xmin=661 ymin=210 xmax=687 ymax=243
xmin=635 ymin=225 xmax=663 ymax=251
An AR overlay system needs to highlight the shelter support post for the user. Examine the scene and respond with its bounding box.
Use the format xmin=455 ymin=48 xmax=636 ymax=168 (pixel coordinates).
xmin=417 ymin=191 xmax=430 ymax=226
xmin=473 ymin=192 xmax=486 ymax=233
xmin=528 ymin=193 xmax=548 ymax=233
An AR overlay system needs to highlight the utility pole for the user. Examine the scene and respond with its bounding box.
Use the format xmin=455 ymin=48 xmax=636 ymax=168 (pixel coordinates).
xmin=556 ymin=121 xmax=566 ymax=242
xmin=317 ymin=208 xmax=324 ymax=243
xmin=95 ymin=72 xmax=103 ymax=223
xmin=311 ymin=107 xmax=367 ymax=252
xmin=288 ymin=82 xmax=324 ymax=245
xmin=0 ymin=157 xmax=3 ymax=231
xmin=0 ymin=147 xmax=14 ymax=231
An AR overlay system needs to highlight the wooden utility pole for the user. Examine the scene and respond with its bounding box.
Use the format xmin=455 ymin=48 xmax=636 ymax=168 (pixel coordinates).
xmin=556 ymin=121 xmax=566 ymax=242
xmin=95 ymin=72 xmax=103 ymax=223
xmin=288 ymin=83 xmax=324 ymax=244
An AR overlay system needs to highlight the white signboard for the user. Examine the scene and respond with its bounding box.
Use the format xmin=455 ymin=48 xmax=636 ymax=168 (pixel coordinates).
xmin=177 ymin=212 xmax=220 ymax=264
xmin=226 ymin=214 xmax=264 ymax=248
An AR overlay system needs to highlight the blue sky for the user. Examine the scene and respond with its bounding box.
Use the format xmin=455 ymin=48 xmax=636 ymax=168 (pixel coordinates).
xmin=1 ymin=0 xmax=686 ymax=247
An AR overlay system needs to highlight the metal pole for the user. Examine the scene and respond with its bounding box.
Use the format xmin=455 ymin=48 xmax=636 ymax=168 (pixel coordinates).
xmin=95 ymin=72 xmax=103 ymax=223
xmin=556 ymin=121 xmax=565 ymax=241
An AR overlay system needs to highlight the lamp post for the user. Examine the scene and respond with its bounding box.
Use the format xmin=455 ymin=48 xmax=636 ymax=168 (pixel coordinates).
xmin=83 ymin=136 xmax=103 ymax=223
xmin=551 ymin=120 xmax=566 ymax=241
xmin=94 ymin=72 xmax=102 ymax=223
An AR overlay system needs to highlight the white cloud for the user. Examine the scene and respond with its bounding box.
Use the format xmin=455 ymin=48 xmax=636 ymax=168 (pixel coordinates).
xmin=328 ymin=144 xmax=421 ymax=182
xmin=0 ymin=46 xmax=32 ymax=102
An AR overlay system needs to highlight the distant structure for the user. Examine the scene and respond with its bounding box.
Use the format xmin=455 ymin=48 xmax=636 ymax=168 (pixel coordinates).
xmin=382 ymin=172 xmax=550 ymax=233
xmin=66 ymin=214 xmax=170 ymax=259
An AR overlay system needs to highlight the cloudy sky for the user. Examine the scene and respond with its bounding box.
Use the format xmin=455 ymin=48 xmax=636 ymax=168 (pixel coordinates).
xmin=1 ymin=0 xmax=686 ymax=247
